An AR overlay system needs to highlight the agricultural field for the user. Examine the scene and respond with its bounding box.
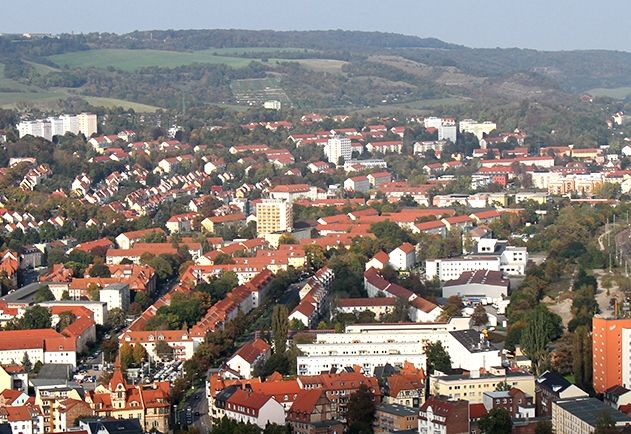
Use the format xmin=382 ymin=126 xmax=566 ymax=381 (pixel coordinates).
xmin=230 ymin=77 xmax=291 ymax=107
xmin=48 ymin=47 xmax=314 ymax=72
xmin=588 ymin=86 xmax=631 ymax=99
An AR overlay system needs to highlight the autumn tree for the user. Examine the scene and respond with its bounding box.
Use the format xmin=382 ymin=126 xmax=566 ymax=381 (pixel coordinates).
xmin=271 ymin=305 xmax=289 ymax=354
xmin=471 ymin=304 xmax=489 ymax=327
xmin=119 ymin=343 xmax=134 ymax=370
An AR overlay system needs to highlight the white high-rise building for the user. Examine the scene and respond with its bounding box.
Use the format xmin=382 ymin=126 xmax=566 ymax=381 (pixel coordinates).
xmin=438 ymin=124 xmax=457 ymax=142
xmin=324 ymin=136 xmax=352 ymax=165
xmin=17 ymin=113 xmax=97 ymax=141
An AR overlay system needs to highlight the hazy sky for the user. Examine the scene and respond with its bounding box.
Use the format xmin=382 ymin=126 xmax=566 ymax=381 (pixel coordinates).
xmin=3 ymin=0 xmax=630 ymax=52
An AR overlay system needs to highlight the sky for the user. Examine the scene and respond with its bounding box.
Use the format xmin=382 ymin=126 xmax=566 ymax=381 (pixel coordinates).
xmin=3 ymin=0 xmax=630 ymax=52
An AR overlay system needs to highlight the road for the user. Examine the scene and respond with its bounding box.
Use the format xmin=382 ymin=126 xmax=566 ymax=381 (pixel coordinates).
xmin=178 ymin=385 xmax=211 ymax=433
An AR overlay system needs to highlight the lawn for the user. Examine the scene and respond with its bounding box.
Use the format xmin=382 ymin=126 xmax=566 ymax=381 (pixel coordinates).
xmin=48 ymin=47 xmax=314 ymax=72
xmin=588 ymin=86 xmax=631 ymax=99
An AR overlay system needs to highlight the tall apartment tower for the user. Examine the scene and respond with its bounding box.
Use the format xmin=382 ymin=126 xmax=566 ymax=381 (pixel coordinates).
xmin=592 ymin=316 xmax=631 ymax=393
xmin=77 ymin=112 xmax=98 ymax=137
xmin=324 ymin=135 xmax=352 ymax=165
xmin=256 ymin=199 xmax=293 ymax=236
xmin=16 ymin=113 xmax=97 ymax=140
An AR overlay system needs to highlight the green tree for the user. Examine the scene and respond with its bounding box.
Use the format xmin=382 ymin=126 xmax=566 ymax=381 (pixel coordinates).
xmin=346 ymin=384 xmax=376 ymax=434
xmin=56 ymin=311 xmax=77 ymax=331
xmin=107 ymin=308 xmax=127 ymax=330
xmin=534 ymin=420 xmax=553 ymax=434
xmin=155 ymin=340 xmax=174 ymax=361
xmin=90 ymin=263 xmax=112 ymax=278
xmin=425 ymin=341 xmax=452 ymax=373
xmin=594 ymin=412 xmax=618 ymax=434
xmin=573 ymin=325 xmax=593 ymax=392
xmin=272 ymin=305 xmax=289 ymax=354
xmin=61 ymin=290 xmax=70 ymax=300
xmin=304 ymin=244 xmax=326 ymax=270
xmin=479 ymin=408 xmax=512 ymax=434
xmin=21 ymin=352 xmax=32 ymax=373
xmin=16 ymin=305 xmax=52 ymax=329
xmin=35 ymin=285 xmax=55 ymax=303
xmin=520 ymin=305 xmax=562 ymax=374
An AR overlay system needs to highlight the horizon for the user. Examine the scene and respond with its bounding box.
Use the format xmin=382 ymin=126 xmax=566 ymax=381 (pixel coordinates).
xmin=2 ymin=0 xmax=631 ymax=53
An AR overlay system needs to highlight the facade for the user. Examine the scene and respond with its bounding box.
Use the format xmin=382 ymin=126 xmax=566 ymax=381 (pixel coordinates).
xmin=324 ymin=136 xmax=352 ymax=165
xmin=592 ymin=316 xmax=631 ymax=393
xmin=88 ymin=368 xmax=170 ymax=433
xmin=388 ymin=243 xmax=416 ymax=270
xmin=535 ymin=370 xmax=588 ymax=417
xmin=430 ymin=370 xmax=536 ymax=404
xmin=374 ymin=403 xmax=417 ymax=434
xmin=99 ymin=283 xmax=130 ymax=311
xmin=256 ymin=199 xmax=293 ymax=236
xmin=458 ymin=120 xmax=496 ymax=140
xmin=220 ymin=389 xmax=285 ymax=428
xmin=426 ymin=256 xmax=501 ymax=281
xmin=442 ymin=270 xmax=509 ymax=302
xmin=0 ymin=329 xmax=77 ymax=367
xmin=419 ymin=397 xmax=469 ymax=434
xmin=17 ymin=113 xmax=97 ymax=141
xmin=552 ymin=398 xmax=631 ymax=434
xmin=226 ymin=339 xmax=271 ymax=379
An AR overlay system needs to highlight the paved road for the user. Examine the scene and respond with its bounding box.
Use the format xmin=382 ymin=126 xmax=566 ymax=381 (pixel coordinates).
xmin=179 ymin=385 xmax=211 ymax=433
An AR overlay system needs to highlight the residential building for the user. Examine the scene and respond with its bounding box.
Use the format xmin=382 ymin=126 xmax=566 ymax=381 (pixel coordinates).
xmin=419 ymin=397 xmax=469 ymax=434
xmin=343 ymin=176 xmax=370 ymax=193
xmin=552 ymin=397 xmax=631 ymax=434
xmin=81 ymin=419 xmax=144 ymax=434
xmin=324 ymin=136 xmax=352 ymax=165
xmin=225 ymin=339 xmax=271 ymax=379
xmin=17 ymin=113 xmax=97 ymax=141
xmin=535 ymin=370 xmax=588 ymax=417
xmin=482 ymin=388 xmax=534 ymax=418
xmin=388 ymin=242 xmax=416 ymax=270
xmin=593 ymin=316 xmax=631 ymax=393
xmin=256 ymin=199 xmax=293 ymax=236
xmin=0 ymin=329 xmax=77 ymax=367
xmin=217 ymin=389 xmax=285 ymax=428
xmin=87 ymin=368 xmax=170 ymax=433
xmin=99 ymin=283 xmax=130 ymax=311
xmin=430 ymin=369 xmax=535 ymax=404
xmin=459 ymin=120 xmax=497 ymax=140
xmin=286 ymin=389 xmax=343 ymax=434
xmin=374 ymin=403 xmax=417 ymax=434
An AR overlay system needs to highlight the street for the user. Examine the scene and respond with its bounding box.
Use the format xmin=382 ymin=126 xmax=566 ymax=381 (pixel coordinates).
xmin=178 ymin=385 xmax=211 ymax=433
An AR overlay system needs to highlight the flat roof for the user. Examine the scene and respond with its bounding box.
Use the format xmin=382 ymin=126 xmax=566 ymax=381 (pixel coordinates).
xmin=555 ymin=398 xmax=631 ymax=426
xmin=377 ymin=403 xmax=418 ymax=417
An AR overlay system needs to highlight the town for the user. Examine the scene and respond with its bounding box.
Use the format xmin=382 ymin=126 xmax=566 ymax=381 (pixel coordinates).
xmin=0 ymin=94 xmax=628 ymax=434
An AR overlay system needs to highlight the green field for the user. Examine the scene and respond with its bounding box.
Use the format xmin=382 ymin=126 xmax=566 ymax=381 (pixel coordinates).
xmin=588 ymin=86 xmax=631 ymax=99
xmin=48 ymin=47 xmax=314 ymax=72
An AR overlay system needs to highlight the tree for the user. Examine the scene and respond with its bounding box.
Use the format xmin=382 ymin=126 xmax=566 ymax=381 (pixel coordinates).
xmin=107 ymin=308 xmax=127 ymax=330
xmin=35 ymin=285 xmax=55 ymax=303
xmin=90 ymin=263 xmax=112 ymax=278
xmin=346 ymin=384 xmax=376 ymax=434
xmin=213 ymin=253 xmax=235 ymax=265
xmin=520 ymin=305 xmax=563 ymax=374
xmin=479 ymin=408 xmax=512 ymax=434
xmin=594 ymin=412 xmax=618 ymax=434
xmin=16 ymin=305 xmax=52 ymax=330
xmin=132 ymin=344 xmax=146 ymax=365
xmin=425 ymin=341 xmax=452 ymax=373
xmin=271 ymin=305 xmax=289 ymax=354
xmin=155 ymin=340 xmax=174 ymax=361
xmin=61 ymin=290 xmax=70 ymax=300
xmin=573 ymin=325 xmax=593 ymax=392
xmin=21 ymin=352 xmax=32 ymax=373
xmin=278 ymin=234 xmax=298 ymax=245
xmin=56 ymin=311 xmax=77 ymax=331
xmin=471 ymin=304 xmax=489 ymax=327
xmin=87 ymin=283 xmax=100 ymax=301
xmin=119 ymin=343 xmax=134 ymax=370
xmin=304 ymin=244 xmax=326 ymax=270
xmin=441 ymin=295 xmax=464 ymax=320
xmin=534 ymin=420 xmax=553 ymax=434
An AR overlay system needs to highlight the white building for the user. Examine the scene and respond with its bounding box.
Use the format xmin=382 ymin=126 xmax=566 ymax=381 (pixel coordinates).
xmin=438 ymin=124 xmax=457 ymax=143
xmin=388 ymin=242 xmax=416 ymax=270
xmin=296 ymin=320 xmax=500 ymax=376
xmin=442 ymin=270 xmax=509 ymax=302
xmin=427 ymin=239 xmax=527 ymax=281
xmin=324 ymin=136 xmax=352 ymax=165
xmin=99 ymin=283 xmax=130 ymax=311
xmin=39 ymin=301 xmax=108 ymax=325
xmin=459 ymin=119 xmax=497 ymax=140
xmin=17 ymin=113 xmax=97 ymax=141
xmin=222 ymin=389 xmax=285 ymax=429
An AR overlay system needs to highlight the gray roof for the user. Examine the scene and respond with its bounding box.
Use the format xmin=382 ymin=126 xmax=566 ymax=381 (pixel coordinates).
xmin=377 ymin=403 xmax=418 ymax=417
xmin=555 ymin=398 xmax=631 ymax=426
xmin=1 ymin=282 xmax=42 ymax=303
xmin=449 ymin=329 xmax=498 ymax=353
xmin=84 ymin=419 xmax=143 ymax=434
xmin=35 ymin=363 xmax=73 ymax=380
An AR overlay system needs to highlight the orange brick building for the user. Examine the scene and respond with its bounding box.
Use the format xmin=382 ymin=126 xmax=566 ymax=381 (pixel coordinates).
xmin=592 ymin=316 xmax=631 ymax=393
